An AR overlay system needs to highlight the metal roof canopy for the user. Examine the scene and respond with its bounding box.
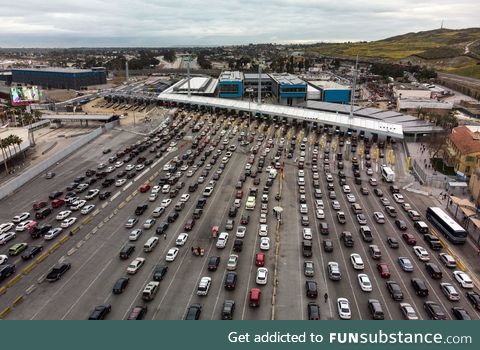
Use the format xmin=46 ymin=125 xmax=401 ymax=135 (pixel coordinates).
xmin=159 ymin=94 xmax=403 ymax=139
xmin=41 ymin=114 xmax=114 ymax=121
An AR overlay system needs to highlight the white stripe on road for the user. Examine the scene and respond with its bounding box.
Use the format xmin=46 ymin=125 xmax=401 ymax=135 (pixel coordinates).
xmin=123 ymin=182 xmax=133 ymax=191
xmin=110 ymin=191 xmax=121 ymax=201
xmin=134 ymin=168 xmax=150 ymax=182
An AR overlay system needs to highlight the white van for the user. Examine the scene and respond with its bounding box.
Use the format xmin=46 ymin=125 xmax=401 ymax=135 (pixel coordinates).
xmin=216 ymin=232 xmax=229 ymax=248
xmin=142 ymin=281 xmax=160 ymax=301
xmin=144 ymin=237 xmax=159 ymax=252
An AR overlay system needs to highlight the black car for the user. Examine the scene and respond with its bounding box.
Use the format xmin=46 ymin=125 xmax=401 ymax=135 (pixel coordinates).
xmin=184 ymin=303 xmax=202 ymax=320
xmin=21 ymin=245 xmax=43 ymax=260
xmin=135 ymin=204 xmax=148 ymax=216
xmin=145 ymin=159 xmax=153 ymax=166
xmin=307 ymin=302 xmax=320 ymax=320
xmin=208 ymin=256 xmax=221 ymax=271
xmin=222 ymin=300 xmax=235 ymax=320
xmin=374 ymin=188 xmax=383 ymax=197
xmin=156 ymin=222 xmax=169 ymax=234
xmin=86 ymin=178 xmax=97 ymax=185
xmin=466 ymin=291 xmax=480 ymax=310
xmin=323 ymin=239 xmax=334 ymax=252
xmin=46 ymin=262 xmax=71 ymax=282
xmin=88 ymin=304 xmax=111 ymax=320
xmin=452 ymin=307 xmax=471 ymax=320
xmin=233 ymin=239 xmax=243 ymax=252
xmin=101 ymin=178 xmax=115 ymax=187
xmin=103 ymin=149 xmax=111 ymax=154
xmin=386 ymin=281 xmax=404 ymax=301
xmin=341 ymin=231 xmax=354 ymax=248
xmin=112 ymin=277 xmax=129 ymax=294
xmin=424 ymin=301 xmax=446 ymax=320
xmin=117 ymin=170 xmax=127 ymax=178
xmin=228 ymin=206 xmax=238 ymax=218
xmin=224 ymin=271 xmax=237 ymax=290
xmin=119 ymin=245 xmax=135 ymax=259
xmin=126 ymin=171 xmax=136 ymax=179
xmin=67 ymin=182 xmax=79 ymax=191
xmin=395 ymin=219 xmax=408 ymax=231
xmin=30 ymin=224 xmax=52 ymax=239
xmin=99 ymin=191 xmax=111 ymax=200
xmin=48 ymin=191 xmax=63 ymax=200
xmin=74 ymin=176 xmax=85 ymax=183
xmin=167 ymin=212 xmax=179 ymax=223
xmin=305 ymin=281 xmax=318 ymax=298
xmin=153 ymin=265 xmax=168 ymax=281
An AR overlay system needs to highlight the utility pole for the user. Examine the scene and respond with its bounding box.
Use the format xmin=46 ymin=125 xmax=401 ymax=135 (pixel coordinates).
xmin=349 ymin=55 xmax=359 ymax=127
xmin=125 ymin=60 xmax=129 ymax=81
xmin=258 ymin=64 xmax=262 ymax=104
xmin=187 ymin=55 xmax=191 ymax=97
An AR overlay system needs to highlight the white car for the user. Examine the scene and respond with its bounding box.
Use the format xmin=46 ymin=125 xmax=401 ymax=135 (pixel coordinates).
xmin=15 ymin=220 xmax=34 ymax=232
xmin=81 ymin=204 xmax=95 ymax=215
xmin=236 ymin=226 xmax=246 ymax=238
xmin=125 ymin=164 xmax=135 ymax=171
xmin=346 ymin=194 xmax=356 ymax=203
xmin=143 ymin=219 xmax=156 ymax=229
xmin=350 ymin=253 xmax=364 ymax=270
xmin=166 ymin=247 xmax=179 ymax=262
xmin=402 ymin=203 xmax=412 ymax=212
xmin=97 ymin=163 xmax=106 ymax=169
xmin=0 ymin=222 xmax=14 ymax=234
xmin=357 ymin=273 xmax=372 ymax=292
xmin=440 ymin=282 xmax=460 ymax=301
xmin=116 ymin=179 xmax=127 ymax=187
xmin=234 ymin=198 xmax=241 ymax=208
xmin=12 ymin=212 xmax=30 ymax=223
xmin=180 ymin=194 xmax=190 ymax=202
xmin=258 ymin=224 xmax=268 ymax=236
xmin=373 ymin=212 xmax=385 ymax=224
xmin=216 ymin=232 xmax=229 ymax=248
xmin=197 ymin=276 xmax=211 ymax=296
xmin=0 ymin=232 xmax=16 ymax=245
xmin=256 ymin=267 xmax=268 ymax=285
xmin=316 ymin=208 xmax=325 ymax=219
xmin=175 ymin=233 xmax=189 ymax=246
xmin=129 ymin=229 xmax=143 ymax=241
xmin=227 ymin=254 xmax=239 ymax=270
xmin=85 ymin=189 xmax=100 ymax=200
xmin=380 ymin=198 xmax=391 ymax=206
xmin=300 ymin=204 xmax=308 ymax=214
xmin=315 ymin=199 xmax=324 ymax=209
xmin=106 ymin=166 xmax=115 ymax=173
xmin=259 ymin=213 xmax=267 ymax=224
xmin=400 ymin=303 xmax=418 ymax=320
xmin=203 ymin=186 xmax=214 ymax=197
xmin=298 ymin=170 xmax=305 ymax=177
xmin=70 ymin=200 xmax=86 ymax=211
xmin=366 ymin=168 xmax=373 ymax=175
xmin=197 ymin=176 xmax=205 ymax=184
xmin=413 ymin=246 xmax=430 ymax=261
xmin=453 ymin=270 xmax=474 ymax=289
xmin=180 ymin=164 xmax=189 ymax=171
xmin=61 ymin=217 xmax=77 ymax=228
xmin=303 ymin=228 xmax=313 ymax=240
xmin=0 ymin=254 xmax=8 ymax=264
xmin=136 ymin=164 xmax=145 ymax=171
xmin=44 ymin=227 xmax=63 ymax=240
xmin=114 ymin=161 xmax=124 ymax=168
xmin=151 ymin=185 xmax=161 ymax=194
xmin=152 ymin=207 xmax=165 ymax=218
xmin=56 ymin=210 xmax=72 ymax=221
xmin=439 ymin=253 xmax=457 ymax=268
xmin=162 ymin=185 xmax=171 ymax=193
xmin=337 ymin=298 xmax=351 ymax=320
xmin=148 ymin=193 xmax=158 ymax=202
xmin=260 ymin=237 xmax=270 ymax=250
xmin=393 ymin=193 xmax=405 ymax=203
xmin=332 ymin=201 xmax=341 ymax=210
xmin=127 ymin=257 xmax=145 ymax=274
xmin=186 ymin=170 xmax=194 ymax=177
xmin=343 ymin=185 xmax=351 ymax=193
xmin=160 ymin=198 xmax=172 ymax=207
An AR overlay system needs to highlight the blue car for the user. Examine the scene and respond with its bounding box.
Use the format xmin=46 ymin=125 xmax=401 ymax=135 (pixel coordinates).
xmin=398 ymin=257 xmax=414 ymax=272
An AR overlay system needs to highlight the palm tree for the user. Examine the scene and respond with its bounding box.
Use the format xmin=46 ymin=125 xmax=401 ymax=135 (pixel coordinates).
xmin=12 ymin=135 xmax=24 ymax=159
xmin=0 ymin=138 xmax=9 ymax=174
xmin=33 ymin=109 xmax=42 ymax=122
xmin=4 ymin=135 xmax=14 ymax=159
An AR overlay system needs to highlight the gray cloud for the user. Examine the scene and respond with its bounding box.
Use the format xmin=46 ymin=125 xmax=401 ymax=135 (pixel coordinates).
xmin=0 ymin=0 xmax=478 ymax=47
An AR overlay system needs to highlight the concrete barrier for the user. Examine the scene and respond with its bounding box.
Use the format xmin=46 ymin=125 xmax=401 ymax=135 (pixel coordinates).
xmin=12 ymin=295 xmax=24 ymax=307
xmin=21 ymin=262 xmax=37 ymax=275
xmin=67 ymin=248 xmax=77 ymax=256
xmin=48 ymin=242 xmax=62 ymax=254
xmin=92 ymin=227 xmax=98 ymax=234
xmin=0 ymin=307 xmax=11 ymax=319
xmin=70 ymin=226 xmax=81 ymax=235
xmin=82 ymin=218 xmax=90 ymax=225
xmin=125 ymin=195 xmax=132 ymax=202
xmin=6 ymin=274 xmax=22 ymax=288
xmin=0 ymin=286 xmax=6 ymax=296
xmin=59 ymin=235 xmax=69 ymax=245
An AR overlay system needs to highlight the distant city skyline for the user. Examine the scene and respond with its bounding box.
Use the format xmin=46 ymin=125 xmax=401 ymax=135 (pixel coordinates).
xmin=0 ymin=0 xmax=479 ymax=48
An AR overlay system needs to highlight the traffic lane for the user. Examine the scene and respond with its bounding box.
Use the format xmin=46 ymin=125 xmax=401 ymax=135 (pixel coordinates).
xmin=380 ymin=188 xmax=480 ymax=319
xmin=349 ymin=182 xmax=449 ymax=320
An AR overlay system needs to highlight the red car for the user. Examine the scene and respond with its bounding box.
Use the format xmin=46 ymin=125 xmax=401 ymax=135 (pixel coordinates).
xmin=377 ymin=263 xmax=391 ymax=278
xmin=240 ymin=215 xmax=250 ymax=225
xmin=235 ymin=190 xmax=243 ymax=199
xmin=184 ymin=218 xmax=195 ymax=231
xmin=51 ymin=198 xmax=65 ymax=208
xmin=33 ymin=201 xmax=48 ymax=211
xmin=402 ymin=233 xmax=416 ymax=245
xmin=139 ymin=184 xmax=151 ymax=193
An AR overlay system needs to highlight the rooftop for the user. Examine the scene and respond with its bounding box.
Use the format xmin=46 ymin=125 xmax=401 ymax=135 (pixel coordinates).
xmin=163 ymin=76 xmax=218 ymax=95
xmin=269 ymin=73 xmax=306 ymax=86
xmin=219 ymin=71 xmax=243 ymax=82
xmin=308 ymin=80 xmax=351 ymax=90
xmin=243 ymin=73 xmax=271 ymax=81
xmin=393 ymin=83 xmax=429 ymax=91
xmin=448 ymin=126 xmax=480 ymax=155
xmin=398 ymin=99 xmax=453 ymax=110
xmin=12 ymin=67 xmax=102 ymax=74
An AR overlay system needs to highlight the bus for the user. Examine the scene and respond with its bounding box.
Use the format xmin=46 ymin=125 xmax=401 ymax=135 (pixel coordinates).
xmin=426 ymin=207 xmax=467 ymax=244
xmin=381 ymin=166 xmax=395 ymax=183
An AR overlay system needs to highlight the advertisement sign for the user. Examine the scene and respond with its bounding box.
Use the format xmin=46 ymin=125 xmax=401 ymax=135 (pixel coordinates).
xmin=10 ymin=86 xmax=41 ymax=105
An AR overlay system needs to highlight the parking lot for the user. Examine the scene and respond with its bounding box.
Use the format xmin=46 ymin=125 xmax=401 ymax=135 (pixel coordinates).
xmin=1 ymin=108 xmax=479 ymax=320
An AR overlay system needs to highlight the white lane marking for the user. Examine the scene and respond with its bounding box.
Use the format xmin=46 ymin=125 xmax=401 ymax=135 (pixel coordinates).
xmin=123 ymin=182 xmax=132 ymax=191
xmin=110 ymin=191 xmax=121 ymax=201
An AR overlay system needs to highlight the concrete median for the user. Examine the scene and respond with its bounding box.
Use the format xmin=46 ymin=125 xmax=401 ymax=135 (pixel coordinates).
xmin=0 ymin=286 xmax=6 ymax=296
xmin=21 ymin=262 xmax=37 ymax=275
xmin=12 ymin=295 xmax=24 ymax=307
xmin=59 ymin=235 xmax=70 ymax=245
xmin=82 ymin=217 xmax=90 ymax=225
xmin=35 ymin=252 xmax=49 ymax=264
xmin=0 ymin=307 xmax=11 ymax=319
xmin=6 ymin=274 xmax=23 ymax=288
xmin=48 ymin=241 xmax=62 ymax=254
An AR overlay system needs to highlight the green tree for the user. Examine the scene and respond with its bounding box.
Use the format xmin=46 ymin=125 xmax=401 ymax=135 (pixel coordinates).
xmin=12 ymin=135 xmax=24 ymax=159
xmin=0 ymin=138 xmax=9 ymax=173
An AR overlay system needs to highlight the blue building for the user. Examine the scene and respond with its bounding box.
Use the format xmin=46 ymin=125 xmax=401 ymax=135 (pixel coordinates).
xmin=308 ymin=81 xmax=351 ymax=104
xmin=11 ymin=66 xmax=107 ymax=90
xmin=269 ymin=73 xmax=307 ymax=106
xmin=218 ymin=71 xmax=243 ymax=98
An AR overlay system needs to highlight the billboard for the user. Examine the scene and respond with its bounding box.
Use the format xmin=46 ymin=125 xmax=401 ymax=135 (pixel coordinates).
xmin=10 ymin=86 xmax=41 ymax=105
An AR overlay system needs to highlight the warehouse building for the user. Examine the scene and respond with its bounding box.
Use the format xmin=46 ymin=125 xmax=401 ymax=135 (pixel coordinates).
xmin=269 ymin=73 xmax=307 ymax=106
xmin=218 ymin=71 xmax=244 ymax=98
xmin=11 ymin=66 xmax=107 ymax=90
xmin=308 ymin=81 xmax=351 ymax=104
xmin=162 ymin=76 xmax=218 ymax=96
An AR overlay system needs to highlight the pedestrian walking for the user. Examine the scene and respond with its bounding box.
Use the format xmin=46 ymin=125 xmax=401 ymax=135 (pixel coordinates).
xmin=164 ymin=233 xmax=167 ymax=240
xmin=324 ymin=293 xmax=328 ymax=303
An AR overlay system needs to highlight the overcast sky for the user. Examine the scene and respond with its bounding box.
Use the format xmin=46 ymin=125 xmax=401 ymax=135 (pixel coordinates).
xmin=0 ymin=0 xmax=479 ymax=47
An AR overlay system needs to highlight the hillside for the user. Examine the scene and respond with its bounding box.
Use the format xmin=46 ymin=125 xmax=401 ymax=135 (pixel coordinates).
xmin=306 ymin=28 xmax=480 ymax=78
